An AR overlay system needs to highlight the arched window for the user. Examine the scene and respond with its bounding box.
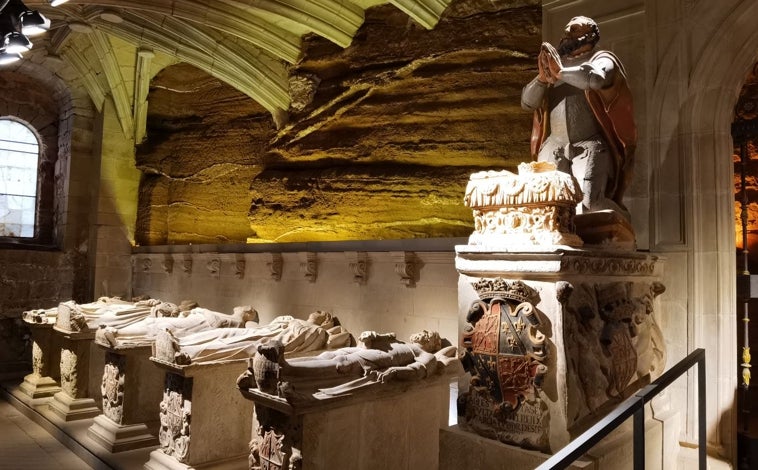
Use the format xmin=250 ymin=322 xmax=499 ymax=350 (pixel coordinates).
xmin=0 ymin=118 xmax=39 ymax=238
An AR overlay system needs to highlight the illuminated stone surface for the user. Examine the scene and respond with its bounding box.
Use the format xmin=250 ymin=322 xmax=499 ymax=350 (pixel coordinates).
xmin=135 ymin=2 xmax=540 ymax=244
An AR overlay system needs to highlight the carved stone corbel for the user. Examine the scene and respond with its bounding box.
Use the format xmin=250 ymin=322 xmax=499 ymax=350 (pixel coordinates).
xmin=162 ymin=256 xmax=174 ymax=274
xmin=234 ymin=258 xmax=246 ymax=279
xmin=346 ymin=252 xmax=368 ymax=285
xmin=181 ymin=257 xmax=193 ymax=274
xmin=267 ymin=253 xmax=283 ymax=281
xmin=300 ymin=252 xmax=317 ymax=283
xmin=392 ymin=251 xmax=418 ymax=287
xmin=207 ymin=258 xmax=221 ymax=278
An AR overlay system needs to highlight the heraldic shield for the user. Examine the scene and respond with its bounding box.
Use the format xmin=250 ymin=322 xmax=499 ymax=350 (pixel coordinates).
xmin=462 ymin=279 xmax=548 ymax=414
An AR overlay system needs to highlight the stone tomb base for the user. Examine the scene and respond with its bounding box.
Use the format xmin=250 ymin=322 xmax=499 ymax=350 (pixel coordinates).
xmin=242 ymin=374 xmax=454 ymax=470
xmin=87 ymin=345 xmax=164 ymax=452
xmin=17 ymin=322 xmax=61 ymax=403
xmin=48 ymin=330 xmax=101 ymax=422
xmin=144 ymin=358 xmax=253 ymax=470
xmin=441 ymin=395 xmax=681 ymax=470
xmin=455 ymin=247 xmax=667 ymax=453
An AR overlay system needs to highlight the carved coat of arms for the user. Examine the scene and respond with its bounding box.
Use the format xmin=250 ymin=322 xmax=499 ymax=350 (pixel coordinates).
xmin=259 ymin=430 xmax=285 ymax=470
xmin=462 ymin=279 xmax=547 ymax=413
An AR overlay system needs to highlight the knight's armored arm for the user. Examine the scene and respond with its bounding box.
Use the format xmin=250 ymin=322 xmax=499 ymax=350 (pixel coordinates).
xmin=557 ymin=56 xmax=615 ymax=90
xmin=521 ymin=76 xmax=548 ymax=111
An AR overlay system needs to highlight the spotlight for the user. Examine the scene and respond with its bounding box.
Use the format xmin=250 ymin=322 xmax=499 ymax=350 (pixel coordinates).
xmin=3 ymin=31 xmax=31 ymax=53
xmin=0 ymin=49 xmax=21 ymax=64
xmin=48 ymin=0 xmax=69 ymax=6
xmin=20 ymin=10 xmax=50 ymax=37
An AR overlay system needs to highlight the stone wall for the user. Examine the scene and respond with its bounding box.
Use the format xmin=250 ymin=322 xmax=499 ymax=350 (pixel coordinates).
xmin=0 ymin=249 xmax=83 ymax=372
xmin=134 ymin=1 xmax=540 ymax=245
xmin=131 ymin=241 xmax=462 ymax=346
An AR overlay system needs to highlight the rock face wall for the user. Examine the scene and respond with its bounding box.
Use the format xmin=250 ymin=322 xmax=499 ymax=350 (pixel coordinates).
xmin=135 ymin=0 xmax=540 ymax=244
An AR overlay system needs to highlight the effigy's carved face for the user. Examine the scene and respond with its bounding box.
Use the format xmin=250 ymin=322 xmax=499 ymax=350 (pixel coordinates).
xmin=558 ymin=16 xmax=598 ymax=57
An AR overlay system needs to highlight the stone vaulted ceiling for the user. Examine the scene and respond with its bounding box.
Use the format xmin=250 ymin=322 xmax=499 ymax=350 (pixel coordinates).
xmin=23 ymin=0 xmax=454 ymax=133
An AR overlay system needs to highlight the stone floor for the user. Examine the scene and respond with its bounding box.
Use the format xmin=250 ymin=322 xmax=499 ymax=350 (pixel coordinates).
xmin=0 ymin=397 xmax=92 ymax=469
xmin=0 ymin=377 xmax=155 ymax=470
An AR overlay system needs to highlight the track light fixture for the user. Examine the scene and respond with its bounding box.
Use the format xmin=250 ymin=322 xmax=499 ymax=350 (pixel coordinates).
xmin=0 ymin=0 xmax=64 ymax=65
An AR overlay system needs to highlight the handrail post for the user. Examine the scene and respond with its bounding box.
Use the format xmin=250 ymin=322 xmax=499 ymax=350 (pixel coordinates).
xmin=634 ymin=402 xmax=645 ymax=470
xmin=698 ymin=353 xmax=706 ymax=470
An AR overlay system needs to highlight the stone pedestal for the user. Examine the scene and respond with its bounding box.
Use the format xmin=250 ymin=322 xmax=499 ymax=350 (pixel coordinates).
xmin=144 ymin=358 xmax=253 ymax=470
xmin=455 ymin=247 xmax=666 ymax=454
xmin=241 ymin=373 xmax=455 ymax=470
xmin=17 ymin=322 xmax=61 ymax=402
xmin=87 ymin=345 xmax=164 ymax=452
xmin=48 ymin=329 xmax=101 ymax=421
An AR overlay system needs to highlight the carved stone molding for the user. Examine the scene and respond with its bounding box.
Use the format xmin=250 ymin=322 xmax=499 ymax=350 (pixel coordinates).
xmin=559 ymin=255 xmax=657 ymax=276
xmin=391 ymin=251 xmax=418 ymax=287
xmin=159 ymin=373 xmax=192 ymax=463
xmin=300 ymin=253 xmax=317 ymax=283
xmin=206 ymin=258 xmax=221 ymax=278
xmin=346 ymin=252 xmax=368 ymax=285
xmin=102 ymin=352 xmax=126 ymax=424
xmin=267 ymin=253 xmax=283 ymax=281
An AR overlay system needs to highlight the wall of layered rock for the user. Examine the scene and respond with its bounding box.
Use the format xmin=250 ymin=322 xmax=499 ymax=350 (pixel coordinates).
xmin=135 ymin=0 xmax=540 ymax=245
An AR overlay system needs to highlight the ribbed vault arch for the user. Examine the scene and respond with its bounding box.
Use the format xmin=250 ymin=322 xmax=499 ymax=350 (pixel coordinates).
xmin=21 ymin=0 xmax=453 ymax=131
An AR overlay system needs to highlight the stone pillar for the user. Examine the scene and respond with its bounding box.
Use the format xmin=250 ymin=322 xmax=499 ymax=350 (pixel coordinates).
xmin=144 ymin=359 xmax=253 ymax=470
xmin=48 ymin=329 xmax=100 ymax=421
xmin=17 ymin=321 xmax=61 ymax=402
xmin=87 ymin=346 xmax=164 ymax=452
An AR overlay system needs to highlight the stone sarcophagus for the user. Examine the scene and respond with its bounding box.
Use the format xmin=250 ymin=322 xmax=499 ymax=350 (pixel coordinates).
xmin=238 ymin=331 xmax=463 ymax=470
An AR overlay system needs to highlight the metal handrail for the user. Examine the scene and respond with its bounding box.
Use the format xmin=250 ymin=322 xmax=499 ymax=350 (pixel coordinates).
xmin=536 ymin=348 xmax=706 ymax=470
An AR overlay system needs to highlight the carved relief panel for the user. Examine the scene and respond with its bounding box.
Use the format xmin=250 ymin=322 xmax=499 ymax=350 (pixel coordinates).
xmin=101 ymin=352 xmax=126 ymax=424
xmin=250 ymin=406 xmax=302 ymax=470
xmin=158 ymin=373 xmax=193 ymax=463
